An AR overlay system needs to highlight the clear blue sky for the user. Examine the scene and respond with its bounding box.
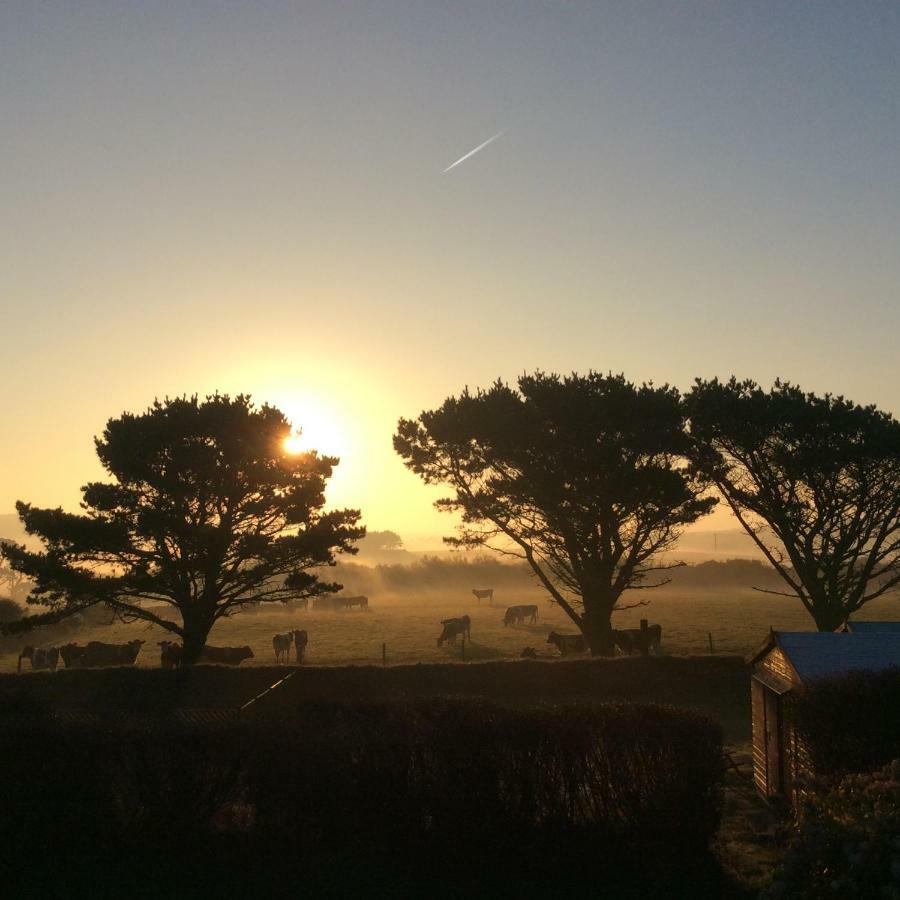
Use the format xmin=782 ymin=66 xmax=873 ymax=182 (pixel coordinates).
xmin=2 ymin=2 xmax=899 ymax=545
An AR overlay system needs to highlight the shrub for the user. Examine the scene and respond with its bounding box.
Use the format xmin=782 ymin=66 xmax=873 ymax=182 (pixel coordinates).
xmin=0 ymin=597 xmax=21 ymax=623
xmin=0 ymin=700 xmax=724 ymax=892
xmin=792 ymin=668 xmax=900 ymax=778
xmin=765 ymin=760 xmax=900 ymax=899
xmin=235 ymin=699 xmax=724 ymax=861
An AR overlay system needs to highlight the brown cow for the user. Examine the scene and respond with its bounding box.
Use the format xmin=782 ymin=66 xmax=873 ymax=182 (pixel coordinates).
xmin=272 ymin=632 xmax=293 ymax=663
xmin=613 ymin=625 xmax=663 ymax=656
xmin=503 ymin=605 xmax=539 ymax=627
xmin=546 ymin=632 xmax=587 ymax=655
xmin=197 ymin=645 xmax=254 ymax=665
xmin=292 ymin=629 xmax=308 ymax=663
xmin=158 ymin=641 xmax=183 ymax=669
xmin=18 ymin=646 xmax=59 ymax=673
xmin=437 ymin=615 xmax=471 ymax=647
xmin=61 ymin=640 xmax=144 ymax=668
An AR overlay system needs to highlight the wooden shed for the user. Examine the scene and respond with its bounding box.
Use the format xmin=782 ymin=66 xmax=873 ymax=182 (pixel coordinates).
xmin=748 ymin=627 xmax=900 ymax=802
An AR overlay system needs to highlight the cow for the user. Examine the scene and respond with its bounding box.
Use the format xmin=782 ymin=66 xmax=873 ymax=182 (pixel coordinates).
xmin=437 ymin=614 xmax=471 ymax=647
xmin=17 ymin=646 xmax=59 ymax=673
xmin=503 ymin=604 xmax=539 ymax=627
xmin=61 ymin=640 xmax=145 ymax=668
xmin=613 ymin=625 xmax=663 ymax=656
xmin=158 ymin=641 xmax=183 ymax=669
xmin=273 ymin=632 xmax=293 ymax=663
xmin=197 ymin=645 xmax=254 ymax=665
xmin=342 ymin=595 xmax=368 ymax=610
xmin=292 ymin=629 xmax=308 ymax=663
xmin=313 ymin=595 xmax=345 ymax=611
xmin=546 ymin=632 xmax=588 ymax=655
xmin=472 ymin=588 xmax=493 ymax=605
xmin=59 ymin=643 xmax=87 ymax=668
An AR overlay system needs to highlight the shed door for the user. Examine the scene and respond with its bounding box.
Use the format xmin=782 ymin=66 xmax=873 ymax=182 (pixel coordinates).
xmin=764 ymin=689 xmax=783 ymax=795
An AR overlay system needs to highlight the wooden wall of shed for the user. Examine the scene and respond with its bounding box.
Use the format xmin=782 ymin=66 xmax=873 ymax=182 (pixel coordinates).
xmin=751 ymin=677 xmax=767 ymax=795
xmin=758 ymin=646 xmax=796 ymax=684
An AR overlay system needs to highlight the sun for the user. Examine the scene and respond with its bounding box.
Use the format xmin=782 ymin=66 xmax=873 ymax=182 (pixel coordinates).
xmin=283 ymin=434 xmax=306 ymax=455
xmin=277 ymin=398 xmax=347 ymax=459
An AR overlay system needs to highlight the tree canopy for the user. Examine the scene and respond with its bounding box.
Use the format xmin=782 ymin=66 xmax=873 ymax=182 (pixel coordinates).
xmin=2 ymin=394 xmax=364 ymax=661
xmin=687 ymin=378 xmax=900 ymax=631
xmin=394 ymin=372 xmax=715 ymax=653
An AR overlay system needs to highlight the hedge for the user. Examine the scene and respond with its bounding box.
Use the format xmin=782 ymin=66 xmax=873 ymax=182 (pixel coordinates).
xmin=0 ymin=699 xmax=724 ymax=892
xmin=792 ymin=668 xmax=900 ymax=778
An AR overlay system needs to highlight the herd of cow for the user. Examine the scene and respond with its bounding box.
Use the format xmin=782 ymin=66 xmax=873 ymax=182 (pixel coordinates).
xmin=17 ymin=639 xmax=257 ymax=672
xmin=544 ymin=624 xmax=663 ymax=656
xmin=14 ymin=591 xmax=663 ymax=672
xmin=437 ymin=606 xmax=663 ymax=658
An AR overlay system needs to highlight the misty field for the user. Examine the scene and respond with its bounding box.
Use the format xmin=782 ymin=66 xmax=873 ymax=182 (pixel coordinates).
xmin=4 ymin=587 xmax=898 ymax=674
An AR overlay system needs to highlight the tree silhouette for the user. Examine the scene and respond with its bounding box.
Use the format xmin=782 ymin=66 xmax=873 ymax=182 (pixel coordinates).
xmin=395 ymin=372 xmax=715 ymax=654
xmin=2 ymin=395 xmax=364 ymax=662
xmin=687 ymin=378 xmax=900 ymax=631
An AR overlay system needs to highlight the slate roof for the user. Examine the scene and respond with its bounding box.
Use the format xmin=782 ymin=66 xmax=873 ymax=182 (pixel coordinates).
xmin=772 ymin=631 xmax=900 ymax=685
xmin=844 ymin=620 xmax=900 ymax=634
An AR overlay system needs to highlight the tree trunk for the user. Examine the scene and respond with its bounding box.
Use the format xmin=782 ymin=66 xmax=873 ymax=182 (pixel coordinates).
xmin=180 ymin=609 xmax=215 ymax=665
xmin=811 ymin=598 xmax=850 ymax=633
xmin=582 ymin=606 xmax=615 ymax=656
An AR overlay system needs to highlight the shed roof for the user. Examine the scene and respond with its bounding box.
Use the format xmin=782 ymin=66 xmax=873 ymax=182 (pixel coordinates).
xmin=843 ymin=620 xmax=900 ymax=634
xmin=769 ymin=631 xmax=900 ymax=685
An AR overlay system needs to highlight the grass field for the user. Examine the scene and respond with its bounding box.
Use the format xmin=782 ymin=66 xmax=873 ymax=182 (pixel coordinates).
xmin=4 ymin=587 xmax=899 ymax=675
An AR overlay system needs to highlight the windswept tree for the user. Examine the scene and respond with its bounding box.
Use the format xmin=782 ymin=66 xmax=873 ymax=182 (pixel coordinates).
xmin=2 ymin=395 xmax=364 ymax=662
xmin=687 ymin=378 xmax=900 ymax=631
xmin=395 ymin=372 xmax=715 ymax=654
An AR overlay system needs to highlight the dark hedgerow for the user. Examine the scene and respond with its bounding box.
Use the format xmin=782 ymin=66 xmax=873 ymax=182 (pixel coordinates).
xmin=0 ymin=700 xmax=723 ymax=893
xmin=792 ymin=668 xmax=900 ymax=778
xmin=248 ymin=699 xmax=724 ymax=857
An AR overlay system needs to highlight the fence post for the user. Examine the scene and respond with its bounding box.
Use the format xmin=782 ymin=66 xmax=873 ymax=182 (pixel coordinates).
xmin=708 ymin=632 xmax=714 ymax=654
xmin=639 ymin=619 xmax=649 ymax=657
xmin=382 ymin=642 xmax=386 ymax=667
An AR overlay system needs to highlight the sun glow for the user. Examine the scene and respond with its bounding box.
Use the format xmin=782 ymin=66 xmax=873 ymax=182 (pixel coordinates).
xmin=276 ymin=395 xmax=348 ymax=460
xmin=283 ymin=434 xmax=306 ymax=455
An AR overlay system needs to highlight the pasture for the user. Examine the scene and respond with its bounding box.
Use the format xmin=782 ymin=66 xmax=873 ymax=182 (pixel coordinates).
xmin=4 ymin=586 xmax=899 ymax=675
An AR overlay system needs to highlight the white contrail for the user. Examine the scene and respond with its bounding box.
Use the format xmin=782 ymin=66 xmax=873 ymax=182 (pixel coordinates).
xmin=442 ymin=130 xmax=505 ymax=173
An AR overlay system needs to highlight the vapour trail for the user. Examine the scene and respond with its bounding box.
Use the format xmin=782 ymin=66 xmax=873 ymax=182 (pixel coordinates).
xmin=442 ymin=130 xmax=505 ymax=173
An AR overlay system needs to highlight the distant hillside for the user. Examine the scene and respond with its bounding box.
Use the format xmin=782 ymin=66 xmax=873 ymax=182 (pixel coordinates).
xmin=328 ymin=555 xmax=787 ymax=597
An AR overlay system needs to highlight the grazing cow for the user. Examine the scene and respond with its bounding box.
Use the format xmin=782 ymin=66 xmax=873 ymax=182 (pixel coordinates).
xmin=342 ymin=595 xmax=368 ymax=610
xmin=313 ymin=595 xmax=346 ymax=611
xmin=158 ymin=641 xmax=182 ymax=669
xmin=61 ymin=640 xmax=145 ymax=668
xmin=17 ymin=646 xmax=59 ymax=673
xmin=437 ymin=614 xmax=472 ymax=647
xmin=613 ymin=625 xmax=663 ymax=656
xmin=546 ymin=632 xmax=588 ymax=655
xmin=292 ymin=629 xmax=308 ymax=663
xmin=503 ymin=604 xmax=539 ymax=627
xmin=472 ymin=588 xmax=494 ymax=605
xmin=197 ymin=645 xmax=254 ymax=666
xmin=59 ymin=644 xmax=87 ymax=668
xmin=273 ymin=632 xmax=293 ymax=663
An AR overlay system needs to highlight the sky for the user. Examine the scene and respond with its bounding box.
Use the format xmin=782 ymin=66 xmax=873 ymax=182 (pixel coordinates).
xmin=2 ymin=2 xmax=899 ymax=548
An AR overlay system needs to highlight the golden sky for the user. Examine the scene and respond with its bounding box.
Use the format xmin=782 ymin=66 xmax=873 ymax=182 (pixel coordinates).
xmin=2 ymin=4 xmax=899 ymax=548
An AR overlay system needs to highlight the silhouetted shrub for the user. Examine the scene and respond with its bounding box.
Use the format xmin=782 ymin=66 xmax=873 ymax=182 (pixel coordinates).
xmin=0 ymin=597 xmax=21 ymax=623
xmin=246 ymin=698 xmax=724 ymax=867
xmin=792 ymin=668 xmax=900 ymax=778
xmin=764 ymin=760 xmax=900 ymax=899
xmin=0 ymin=699 xmax=723 ymax=886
